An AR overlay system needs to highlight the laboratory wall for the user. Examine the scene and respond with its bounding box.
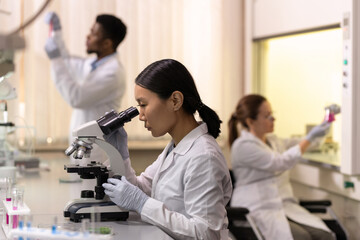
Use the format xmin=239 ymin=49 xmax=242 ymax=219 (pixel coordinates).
xmin=0 ymin=0 xmax=245 ymax=151
xmin=252 ymin=0 xmax=344 ymax=39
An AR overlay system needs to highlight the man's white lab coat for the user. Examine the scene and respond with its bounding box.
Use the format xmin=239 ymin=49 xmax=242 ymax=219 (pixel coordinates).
xmin=50 ymin=52 xmax=125 ymax=162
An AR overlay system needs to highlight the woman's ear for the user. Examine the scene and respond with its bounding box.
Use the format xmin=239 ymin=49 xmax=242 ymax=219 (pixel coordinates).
xmin=245 ymin=117 xmax=253 ymax=128
xmin=171 ymin=91 xmax=184 ymax=111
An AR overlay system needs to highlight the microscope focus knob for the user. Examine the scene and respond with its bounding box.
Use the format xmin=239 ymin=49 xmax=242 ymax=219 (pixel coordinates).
xmin=81 ymin=190 xmax=95 ymax=198
xmin=112 ymin=175 xmax=122 ymax=180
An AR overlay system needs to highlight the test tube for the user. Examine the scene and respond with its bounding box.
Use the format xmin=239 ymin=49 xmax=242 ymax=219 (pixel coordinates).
xmin=5 ymin=177 xmax=12 ymax=225
xmin=17 ymin=188 xmax=24 ymax=208
xmin=52 ymin=216 xmax=58 ymax=234
xmin=6 ymin=177 xmax=13 ymax=200
xmin=49 ymin=22 xmax=53 ymax=37
xmin=95 ymin=209 xmax=101 ymax=233
xmin=12 ymin=187 xmax=24 ymax=229
xmin=90 ymin=206 xmax=101 ymax=233
xmin=26 ymin=215 xmax=33 ymax=240
xmin=325 ymin=108 xmax=335 ymax=123
xmin=12 ymin=188 xmax=20 ymax=228
xmin=90 ymin=207 xmax=95 ymax=234
xmin=26 ymin=214 xmax=33 ymax=228
xmin=81 ymin=218 xmax=90 ymax=236
xmin=19 ymin=215 xmax=24 ymax=230
xmin=18 ymin=216 xmax=24 ymax=240
xmin=0 ymin=177 xmax=7 ymax=198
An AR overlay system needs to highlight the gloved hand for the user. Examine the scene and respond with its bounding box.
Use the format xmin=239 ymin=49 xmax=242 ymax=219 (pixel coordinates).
xmin=44 ymin=37 xmax=61 ymax=59
xmin=103 ymin=128 xmax=129 ymax=160
xmin=305 ymin=121 xmax=331 ymax=141
xmin=103 ymin=177 xmax=149 ymax=213
xmin=44 ymin=12 xmax=61 ymax=31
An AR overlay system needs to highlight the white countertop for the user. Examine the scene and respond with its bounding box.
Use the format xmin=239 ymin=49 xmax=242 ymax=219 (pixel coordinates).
xmin=0 ymin=152 xmax=172 ymax=239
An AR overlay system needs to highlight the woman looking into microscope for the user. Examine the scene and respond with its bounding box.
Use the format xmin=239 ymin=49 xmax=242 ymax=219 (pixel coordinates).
xmin=102 ymin=59 xmax=232 ymax=240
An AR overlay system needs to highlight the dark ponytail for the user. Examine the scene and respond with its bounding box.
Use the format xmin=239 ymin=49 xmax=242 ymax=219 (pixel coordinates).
xmin=135 ymin=59 xmax=222 ymax=139
xmin=197 ymin=103 xmax=222 ymax=139
xmin=228 ymin=94 xmax=267 ymax=146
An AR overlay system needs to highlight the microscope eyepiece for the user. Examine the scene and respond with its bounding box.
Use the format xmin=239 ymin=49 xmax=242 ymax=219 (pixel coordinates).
xmin=118 ymin=106 xmax=139 ymax=121
xmin=97 ymin=106 xmax=139 ymax=135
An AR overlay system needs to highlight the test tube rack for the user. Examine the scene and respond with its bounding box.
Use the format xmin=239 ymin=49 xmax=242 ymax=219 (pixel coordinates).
xmin=2 ymin=199 xmax=30 ymax=238
xmin=8 ymin=226 xmax=113 ymax=239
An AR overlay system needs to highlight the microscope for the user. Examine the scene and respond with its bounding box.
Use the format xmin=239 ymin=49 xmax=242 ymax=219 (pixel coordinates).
xmin=63 ymin=106 xmax=139 ymax=222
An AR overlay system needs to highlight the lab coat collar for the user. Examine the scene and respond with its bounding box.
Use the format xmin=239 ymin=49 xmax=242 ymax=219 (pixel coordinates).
xmin=240 ymin=129 xmax=272 ymax=150
xmin=156 ymin=122 xmax=208 ymax=179
xmin=91 ymin=52 xmax=117 ymax=71
xmin=172 ymin=122 xmax=208 ymax=156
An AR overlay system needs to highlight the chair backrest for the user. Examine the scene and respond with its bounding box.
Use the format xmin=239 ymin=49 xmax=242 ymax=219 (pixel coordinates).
xmin=227 ymin=169 xmax=264 ymax=240
xmin=227 ymin=169 xmax=236 ymax=208
xmin=229 ymin=169 xmax=236 ymax=187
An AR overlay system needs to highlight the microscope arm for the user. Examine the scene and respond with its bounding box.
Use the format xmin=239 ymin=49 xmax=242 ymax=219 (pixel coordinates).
xmin=68 ymin=107 xmax=138 ymax=178
xmin=93 ymin=138 xmax=125 ymax=176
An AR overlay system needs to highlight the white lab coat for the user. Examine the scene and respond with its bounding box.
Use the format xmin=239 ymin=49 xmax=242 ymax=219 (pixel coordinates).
xmin=230 ymin=130 xmax=331 ymax=240
xmin=124 ymin=123 xmax=233 ymax=240
xmin=50 ymin=50 xmax=125 ymax=163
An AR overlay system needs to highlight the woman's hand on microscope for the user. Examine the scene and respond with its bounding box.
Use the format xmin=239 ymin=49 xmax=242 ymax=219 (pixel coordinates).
xmin=103 ymin=127 xmax=130 ymax=161
xmin=103 ymin=177 xmax=149 ymax=213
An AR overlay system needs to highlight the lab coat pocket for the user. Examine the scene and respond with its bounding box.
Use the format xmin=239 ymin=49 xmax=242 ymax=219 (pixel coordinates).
xmin=231 ymin=183 xmax=260 ymax=210
xmin=253 ymin=178 xmax=282 ymax=211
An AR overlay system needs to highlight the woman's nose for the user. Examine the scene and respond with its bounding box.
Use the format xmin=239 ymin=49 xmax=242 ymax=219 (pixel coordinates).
xmin=139 ymin=112 xmax=146 ymax=121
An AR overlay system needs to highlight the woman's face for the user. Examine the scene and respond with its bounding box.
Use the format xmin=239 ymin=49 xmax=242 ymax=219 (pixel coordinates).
xmin=249 ymin=101 xmax=275 ymax=135
xmin=135 ymin=85 xmax=177 ymax=137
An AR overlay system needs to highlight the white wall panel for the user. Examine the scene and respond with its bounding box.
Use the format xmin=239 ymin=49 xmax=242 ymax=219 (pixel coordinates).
xmin=253 ymin=0 xmax=344 ymax=39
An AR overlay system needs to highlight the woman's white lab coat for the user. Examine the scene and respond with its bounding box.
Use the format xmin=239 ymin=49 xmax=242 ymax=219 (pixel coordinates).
xmin=124 ymin=123 xmax=233 ymax=240
xmin=50 ymin=53 xmax=125 ymax=162
xmin=230 ymin=130 xmax=331 ymax=240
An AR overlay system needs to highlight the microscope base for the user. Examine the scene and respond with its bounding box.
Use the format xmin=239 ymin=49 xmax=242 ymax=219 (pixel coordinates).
xmin=64 ymin=199 xmax=129 ymax=223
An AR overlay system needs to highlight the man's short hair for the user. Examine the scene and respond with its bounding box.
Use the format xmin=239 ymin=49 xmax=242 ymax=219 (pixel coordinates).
xmin=96 ymin=14 xmax=127 ymax=50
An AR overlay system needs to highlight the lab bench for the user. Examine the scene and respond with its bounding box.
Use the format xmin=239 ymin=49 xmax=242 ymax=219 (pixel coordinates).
xmin=0 ymin=152 xmax=172 ymax=239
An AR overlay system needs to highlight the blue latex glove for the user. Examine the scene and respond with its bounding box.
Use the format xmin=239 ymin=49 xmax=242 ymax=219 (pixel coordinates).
xmin=103 ymin=128 xmax=129 ymax=161
xmin=103 ymin=177 xmax=149 ymax=213
xmin=305 ymin=122 xmax=331 ymax=141
xmin=44 ymin=37 xmax=61 ymax=59
xmin=44 ymin=12 xmax=61 ymax=31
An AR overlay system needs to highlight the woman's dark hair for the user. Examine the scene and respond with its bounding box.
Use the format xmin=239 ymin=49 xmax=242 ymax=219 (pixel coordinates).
xmin=228 ymin=94 xmax=267 ymax=146
xmin=96 ymin=14 xmax=126 ymax=50
xmin=135 ymin=59 xmax=222 ymax=139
